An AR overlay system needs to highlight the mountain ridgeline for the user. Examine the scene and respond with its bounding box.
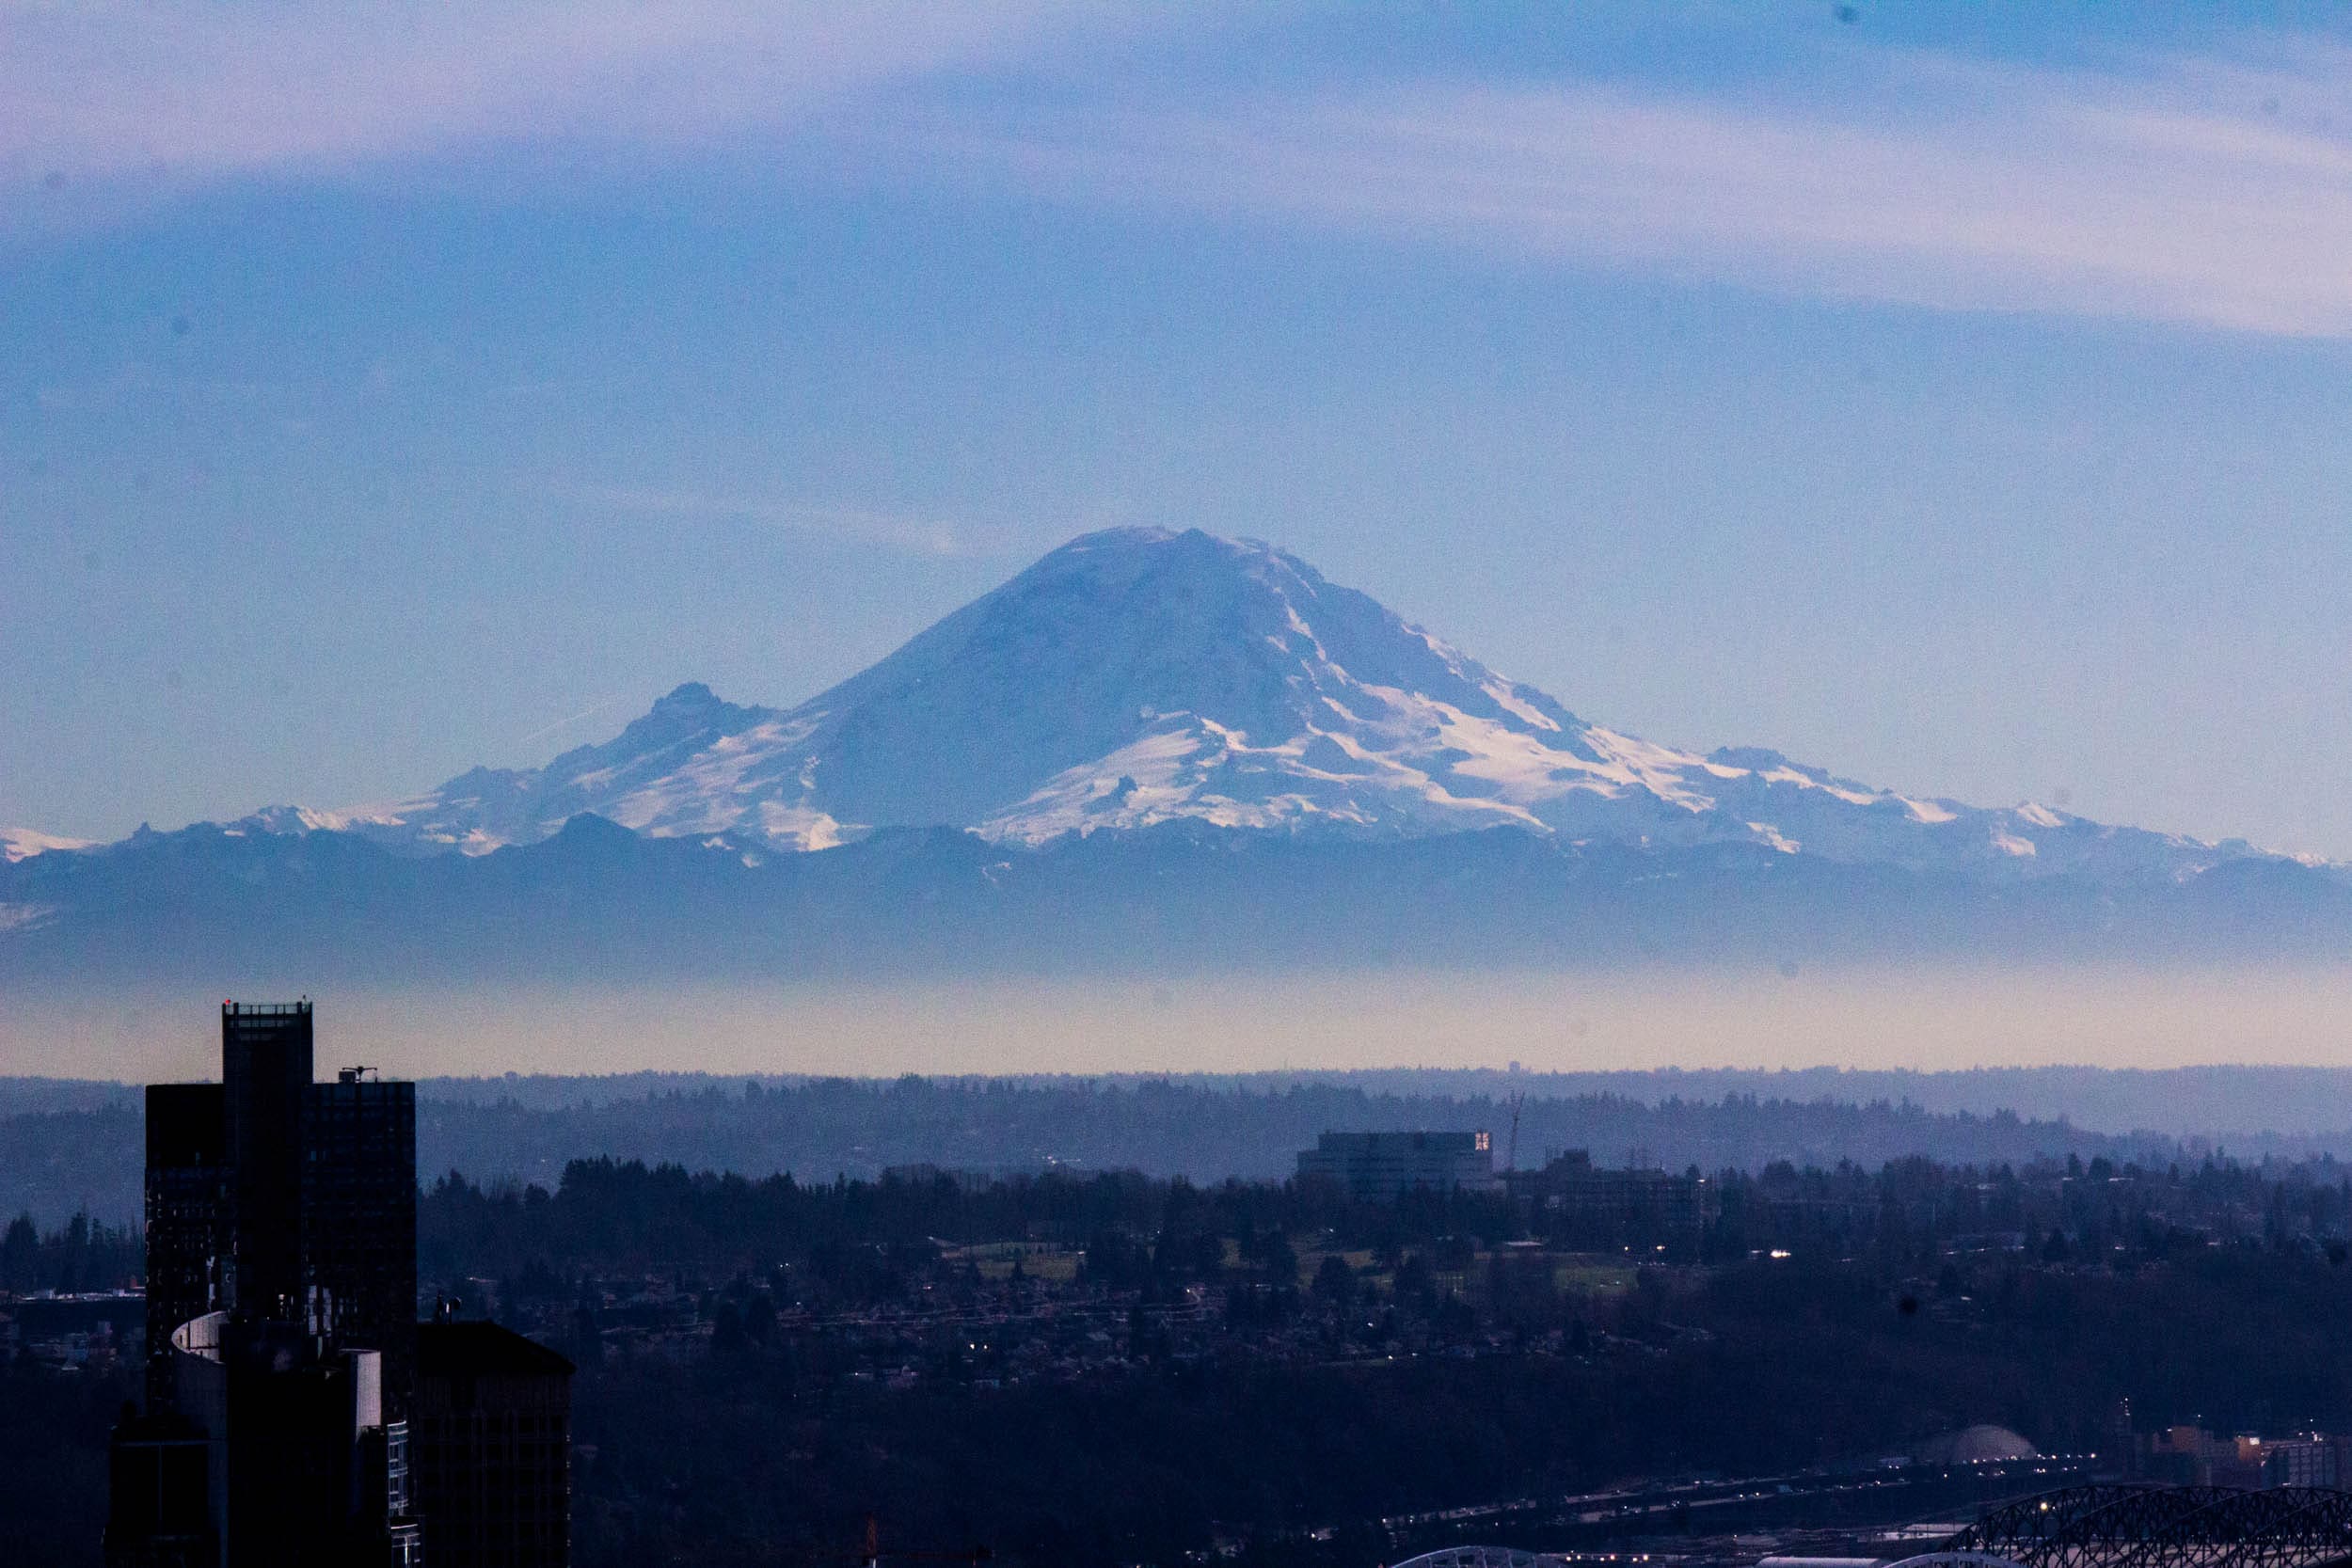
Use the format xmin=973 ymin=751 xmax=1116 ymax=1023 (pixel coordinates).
xmin=4 ymin=527 xmax=2346 ymax=982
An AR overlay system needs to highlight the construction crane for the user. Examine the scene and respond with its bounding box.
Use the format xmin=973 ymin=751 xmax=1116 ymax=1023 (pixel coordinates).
xmin=1504 ymin=1090 xmax=1525 ymax=1174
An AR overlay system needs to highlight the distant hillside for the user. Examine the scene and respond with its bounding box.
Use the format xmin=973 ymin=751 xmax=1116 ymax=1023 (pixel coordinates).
xmin=20 ymin=1066 xmax=2352 ymax=1230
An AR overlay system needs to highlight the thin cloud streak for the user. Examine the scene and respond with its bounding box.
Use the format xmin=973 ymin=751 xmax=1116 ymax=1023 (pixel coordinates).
xmin=0 ymin=0 xmax=1120 ymax=203
xmin=556 ymin=482 xmax=1020 ymax=560
xmin=12 ymin=7 xmax=2351 ymax=338
xmin=914 ymin=44 xmax=2352 ymax=339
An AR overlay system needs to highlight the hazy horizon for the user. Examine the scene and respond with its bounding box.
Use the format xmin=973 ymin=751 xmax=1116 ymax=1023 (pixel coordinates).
xmin=17 ymin=964 xmax=2352 ymax=1102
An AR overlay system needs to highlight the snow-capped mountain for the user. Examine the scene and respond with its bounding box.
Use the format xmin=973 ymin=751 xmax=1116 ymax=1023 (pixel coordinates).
xmin=110 ymin=525 xmax=2258 ymax=884
xmin=3 ymin=828 xmax=95 ymax=865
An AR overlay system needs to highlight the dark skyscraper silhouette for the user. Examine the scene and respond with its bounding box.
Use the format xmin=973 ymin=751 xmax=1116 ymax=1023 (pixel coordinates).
xmin=138 ymin=1004 xmax=420 ymax=1418
xmin=414 ymin=1321 xmax=577 ymax=1568
xmin=221 ymin=1002 xmax=312 ymax=1324
xmin=109 ymin=1002 xmax=428 ymax=1566
xmin=142 ymin=1082 xmax=230 ymax=1411
xmin=306 ymin=1063 xmax=421 ymax=1415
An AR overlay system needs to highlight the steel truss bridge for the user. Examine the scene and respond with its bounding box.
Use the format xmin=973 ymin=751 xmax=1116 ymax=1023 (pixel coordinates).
xmin=1390 ymin=1549 xmax=1565 ymax=1568
xmin=1886 ymin=1485 xmax=2352 ymax=1568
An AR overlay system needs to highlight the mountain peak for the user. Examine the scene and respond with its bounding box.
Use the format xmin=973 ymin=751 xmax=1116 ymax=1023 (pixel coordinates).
xmin=205 ymin=529 xmax=2275 ymax=884
xmin=1036 ymin=524 xmax=1321 ymax=585
xmin=1055 ymin=523 xmax=1187 ymax=549
xmin=651 ymin=680 xmax=724 ymax=712
xmin=1049 ymin=523 xmax=1286 ymax=560
xmin=572 ymin=683 xmax=773 ymax=764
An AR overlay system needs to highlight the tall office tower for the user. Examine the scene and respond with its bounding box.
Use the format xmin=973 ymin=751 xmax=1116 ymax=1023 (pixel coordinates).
xmin=221 ymin=1001 xmax=313 ymax=1322
xmin=143 ymin=1083 xmax=229 ymax=1409
xmin=140 ymin=1004 xmax=420 ymax=1414
xmin=111 ymin=1002 xmax=426 ymax=1567
xmin=413 ymin=1322 xmax=577 ymax=1568
xmin=307 ymin=1068 xmax=419 ymax=1416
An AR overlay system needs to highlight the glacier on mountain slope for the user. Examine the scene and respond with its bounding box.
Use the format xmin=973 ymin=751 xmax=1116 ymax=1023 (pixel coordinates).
xmin=36 ymin=527 xmax=2265 ymax=883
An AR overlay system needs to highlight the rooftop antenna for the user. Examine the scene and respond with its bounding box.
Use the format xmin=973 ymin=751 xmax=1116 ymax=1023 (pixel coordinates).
xmin=1505 ymin=1091 xmax=1525 ymax=1174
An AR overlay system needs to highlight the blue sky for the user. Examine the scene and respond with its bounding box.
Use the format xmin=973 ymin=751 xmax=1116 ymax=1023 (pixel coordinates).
xmin=8 ymin=3 xmax=2352 ymax=855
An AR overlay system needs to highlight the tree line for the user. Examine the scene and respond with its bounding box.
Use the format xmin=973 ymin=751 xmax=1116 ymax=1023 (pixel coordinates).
xmin=0 ymin=1212 xmax=141 ymax=1296
xmin=417 ymin=1146 xmax=2352 ymax=1291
